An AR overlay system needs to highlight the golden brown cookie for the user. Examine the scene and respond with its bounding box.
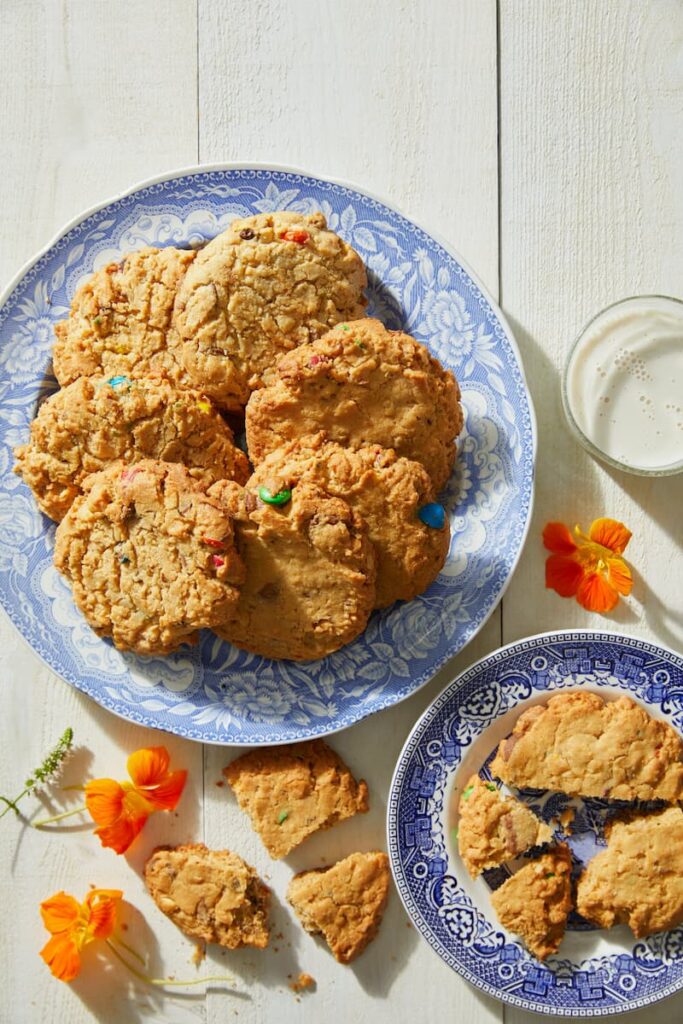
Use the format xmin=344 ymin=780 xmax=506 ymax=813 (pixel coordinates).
xmin=490 ymin=692 xmax=683 ymax=802
xmin=14 ymin=376 xmax=249 ymax=521
xmin=489 ymin=844 xmax=573 ymax=960
xmin=208 ymin=479 xmax=376 ymax=660
xmin=53 ymin=246 xmax=194 ymax=388
xmin=172 ymin=212 xmax=367 ymax=411
xmin=576 ymin=807 xmax=683 ymax=937
xmin=457 ymin=775 xmax=553 ymax=879
xmin=287 ymin=851 xmax=390 ymax=963
xmin=54 ymin=460 xmax=245 ymax=655
xmin=245 ymin=317 xmax=463 ymax=491
xmin=144 ymin=843 xmax=270 ymax=949
xmin=223 ymin=740 xmax=369 ymax=859
xmin=249 ymin=434 xmax=450 ymax=608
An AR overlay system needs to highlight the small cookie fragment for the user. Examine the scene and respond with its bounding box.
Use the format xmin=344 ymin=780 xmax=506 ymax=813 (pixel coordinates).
xmin=576 ymin=807 xmax=683 ymax=937
xmin=14 ymin=376 xmax=249 ymax=521
xmin=54 ymin=460 xmax=245 ymax=654
xmin=287 ymin=851 xmax=390 ymax=963
xmin=249 ymin=435 xmax=450 ymax=607
xmin=172 ymin=212 xmax=367 ymax=411
xmin=489 ymin=844 xmax=573 ymax=960
xmin=53 ymin=246 xmax=194 ymax=388
xmin=457 ymin=775 xmax=553 ymax=878
xmin=209 ymin=479 xmax=376 ymax=660
xmin=289 ymin=972 xmax=316 ymax=993
xmin=245 ymin=317 xmax=463 ymax=491
xmin=490 ymin=692 xmax=683 ymax=802
xmin=223 ymin=740 xmax=369 ymax=859
xmin=144 ymin=843 xmax=270 ymax=949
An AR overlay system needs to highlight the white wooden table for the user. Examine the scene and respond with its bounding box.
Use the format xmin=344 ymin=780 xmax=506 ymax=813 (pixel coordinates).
xmin=1 ymin=2 xmax=682 ymax=1022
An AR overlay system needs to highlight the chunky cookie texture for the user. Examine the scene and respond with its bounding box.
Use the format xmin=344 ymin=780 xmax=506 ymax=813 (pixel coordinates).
xmin=287 ymin=851 xmax=390 ymax=963
xmin=144 ymin=843 xmax=270 ymax=949
xmin=223 ymin=740 xmax=369 ymax=859
xmin=245 ymin=317 xmax=463 ymax=492
xmin=490 ymin=844 xmax=573 ymax=960
xmin=53 ymin=246 xmax=194 ymax=388
xmin=209 ymin=479 xmax=376 ymax=661
xmin=249 ymin=434 xmax=450 ymax=608
xmin=490 ymin=692 xmax=683 ymax=802
xmin=576 ymin=807 xmax=683 ymax=937
xmin=14 ymin=376 xmax=249 ymax=521
xmin=54 ymin=460 xmax=245 ymax=655
xmin=173 ymin=212 xmax=367 ymax=411
xmin=457 ymin=775 xmax=553 ymax=878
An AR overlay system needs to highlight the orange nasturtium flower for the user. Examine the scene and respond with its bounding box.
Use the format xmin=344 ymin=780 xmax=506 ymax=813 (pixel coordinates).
xmin=40 ymin=888 xmax=122 ymax=982
xmin=543 ymin=517 xmax=633 ymax=613
xmin=85 ymin=746 xmax=187 ymax=854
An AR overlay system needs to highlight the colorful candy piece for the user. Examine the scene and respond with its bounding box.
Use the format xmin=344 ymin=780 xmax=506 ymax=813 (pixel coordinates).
xmin=258 ymin=486 xmax=292 ymax=507
xmin=196 ymin=400 xmax=211 ymax=414
xmin=202 ymin=537 xmax=225 ymax=549
xmin=211 ymin=554 xmax=225 ymax=567
xmin=279 ymin=229 xmax=310 ymax=245
xmin=418 ymin=502 xmax=446 ymax=529
xmin=108 ymin=375 xmax=129 ymax=388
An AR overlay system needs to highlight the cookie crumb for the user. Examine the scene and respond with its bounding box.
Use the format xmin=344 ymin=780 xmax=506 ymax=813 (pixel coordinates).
xmin=192 ymin=942 xmax=206 ymax=966
xmin=215 ymin=780 xmax=225 ymax=787
xmin=289 ymin=972 xmax=316 ymax=993
xmin=559 ymin=807 xmax=575 ymax=833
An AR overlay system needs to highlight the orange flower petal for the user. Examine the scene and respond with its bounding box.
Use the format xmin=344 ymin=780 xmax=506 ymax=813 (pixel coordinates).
xmin=40 ymin=933 xmax=82 ymax=982
xmin=40 ymin=892 xmax=81 ymax=935
xmin=85 ymin=889 xmax=122 ymax=939
xmin=141 ymin=769 xmax=187 ymax=812
xmin=589 ymin=517 xmax=632 ymax=555
xmin=85 ymin=778 xmax=125 ymax=826
xmin=127 ymin=746 xmax=170 ymax=788
xmin=94 ymin=814 xmax=147 ymax=854
xmin=542 ymin=522 xmax=578 ymax=555
xmin=545 ymin=554 xmax=584 ymax=597
xmin=607 ymin=557 xmax=633 ymax=596
xmin=576 ymin=571 xmax=619 ymax=613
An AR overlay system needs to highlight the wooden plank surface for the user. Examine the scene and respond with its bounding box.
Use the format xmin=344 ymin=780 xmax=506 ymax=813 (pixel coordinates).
xmin=499 ymin=2 xmax=683 ymax=1022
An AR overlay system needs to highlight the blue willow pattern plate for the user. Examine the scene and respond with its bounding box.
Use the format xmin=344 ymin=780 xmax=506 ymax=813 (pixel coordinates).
xmin=387 ymin=631 xmax=683 ymax=1016
xmin=0 ymin=165 xmax=535 ymax=744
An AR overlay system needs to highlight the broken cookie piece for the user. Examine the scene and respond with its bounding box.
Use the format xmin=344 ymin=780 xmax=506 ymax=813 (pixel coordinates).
xmin=489 ymin=844 xmax=573 ymax=960
xmin=576 ymin=806 xmax=683 ymax=937
xmin=457 ymin=775 xmax=553 ymax=878
xmin=223 ymin=739 xmax=369 ymax=859
xmin=287 ymin=851 xmax=390 ymax=963
xmin=144 ymin=843 xmax=270 ymax=949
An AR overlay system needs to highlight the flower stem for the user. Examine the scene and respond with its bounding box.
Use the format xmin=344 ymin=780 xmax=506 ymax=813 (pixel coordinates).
xmin=105 ymin=940 xmax=235 ymax=989
xmin=0 ymin=789 xmax=30 ymax=819
xmin=32 ymin=804 xmax=87 ymax=828
xmin=111 ymin=935 xmax=146 ymax=966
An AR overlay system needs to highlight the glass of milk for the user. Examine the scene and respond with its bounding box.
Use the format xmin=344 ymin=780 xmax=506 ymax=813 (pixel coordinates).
xmin=562 ymin=295 xmax=683 ymax=476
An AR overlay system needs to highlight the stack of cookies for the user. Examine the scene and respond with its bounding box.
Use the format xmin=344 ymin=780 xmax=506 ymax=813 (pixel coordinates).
xmin=15 ymin=211 xmax=463 ymax=660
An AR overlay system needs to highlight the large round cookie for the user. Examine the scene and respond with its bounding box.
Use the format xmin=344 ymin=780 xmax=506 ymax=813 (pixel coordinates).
xmin=52 ymin=246 xmax=195 ymax=388
xmin=172 ymin=212 xmax=367 ymax=412
xmin=250 ymin=434 xmax=450 ymax=608
xmin=15 ymin=376 xmax=250 ymax=521
xmin=208 ymin=479 xmax=376 ymax=661
xmin=54 ymin=460 xmax=245 ymax=655
xmin=245 ymin=318 xmax=463 ymax=492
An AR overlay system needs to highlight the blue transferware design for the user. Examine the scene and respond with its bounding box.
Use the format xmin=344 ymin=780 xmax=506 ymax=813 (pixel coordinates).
xmin=0 ymin=166 xmax=535 ymax=744
xmin=387 ymin=631 xmax=683 ymax=1015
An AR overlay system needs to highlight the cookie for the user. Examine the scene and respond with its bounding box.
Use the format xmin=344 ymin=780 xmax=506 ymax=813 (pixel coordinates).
xmin=457 ymin=775 xmax=553 ymax=879
xmin=287 ymin=851 xmax=390 ymax=963
xmin=14 ymin=376 xmax=249 ymax=521
xmin=144 ymin=843 xmax=270 ymax=949
xmin=208 ymin=479 xmax=376 ymax=660
xmin=172 ymin=212 xmax=367 ymax=411
xmin=53 ymin=246 xmax=194 ymax=388
xmin=54 ymin=460 xmax=245 ymax=654
xmin=245 ymin=317 xmax=463 ymax=491
xmin=249 ymin=434 xmax=450 ymax=607
xmin=489 ymin=844 xmax=573 ymax=960
xmin=576 ymin=807 xmax=683 ymax=937
xmin=490 ymin=692 xmax=683 ymax=802
xmin=223 ymin=740 xmax=369 ymax=859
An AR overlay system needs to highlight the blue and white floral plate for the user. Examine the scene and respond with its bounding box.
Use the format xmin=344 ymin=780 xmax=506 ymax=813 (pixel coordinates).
xmin=0 ymin=165 xmax=535 ymax=744
xmin=387 ymin=631 xmax=683 ymax=1016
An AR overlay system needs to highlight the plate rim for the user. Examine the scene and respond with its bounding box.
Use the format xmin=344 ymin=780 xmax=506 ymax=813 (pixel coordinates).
xmin=0 ymin=162 xmax=537 ymax=745
xmin=386 ymin=627 xmax=683 ymax=1016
